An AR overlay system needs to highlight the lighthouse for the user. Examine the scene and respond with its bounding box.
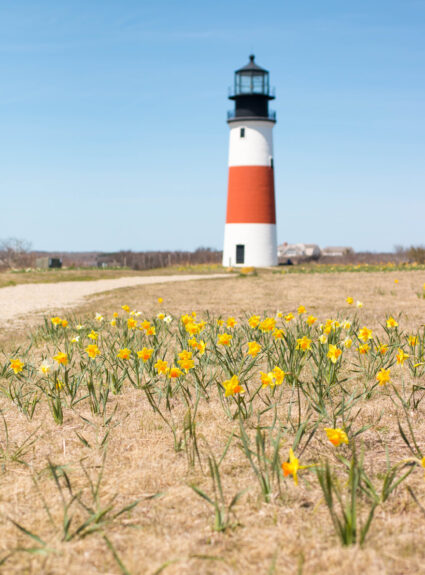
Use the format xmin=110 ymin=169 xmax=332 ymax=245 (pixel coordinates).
xmin=222 ymin=55 xmax=278 ymax=267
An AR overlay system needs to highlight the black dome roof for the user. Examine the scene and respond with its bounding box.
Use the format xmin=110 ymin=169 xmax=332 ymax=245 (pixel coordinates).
xmin=235 ymin=54 xmax=268 ymax=74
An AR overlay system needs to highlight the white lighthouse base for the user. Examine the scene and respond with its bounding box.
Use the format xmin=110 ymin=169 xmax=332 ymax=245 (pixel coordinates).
xmin=222 ymin=223 xmax=277 ymax=268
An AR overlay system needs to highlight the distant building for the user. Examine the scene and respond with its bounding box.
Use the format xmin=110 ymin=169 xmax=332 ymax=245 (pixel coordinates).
xmin=322 ymin=246 xmax=353 ymax=257
xmin=278 ymin=243 xmax=321 ymax=260
xmin=35 ymin=257 xmax=62 ymax=269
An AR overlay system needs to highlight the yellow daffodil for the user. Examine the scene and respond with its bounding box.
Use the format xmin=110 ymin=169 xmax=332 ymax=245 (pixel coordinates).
xmin=248 ymin=315 xmax=260 ymax=329
xmin=327 ymin=345 xmax=342 ymax=364
xmin=346 ymin=297 xmax=354 ymax=305
xmin=324 ymin=428 xmax=349 ymax=446
xmin=358 ymin=327 xmax=373 ymax=342
xmin=117 ymin=348 xmax=131 ymax=360
xmin=247 ymin=341 xmax=261 ymax=357
xmin=85 ymin=344 xmax=100 ymax=359
xmin=297 ymin=305 xmax=306 ymax=315
xmin=168 ymin=366 xmax=183 ymax=378
xmin=218 ymin=333 xmax=232 ymax=346
xmin=222 ymin=375 xmax=245 ymax=397
xmin=396 ymin=348 xmax=409 ymax=366
xmin=386 ymin=316 xmax=398 ymax=329
xmin=296 ymin=336 xmax=312 ymax=351
xmin=343 ymin=337 xmax=353 ymax=349
xmin=137 ymin=347 xmax=153 ymax=361
xmin=154 ymin=359 xmax=168 ymax=374
xmin=358 ymin=344 xmax=370 ymax=355
xmin=281 ymin=448 xmax=307 ymax=486
xmin=10 ymin=358 xmax=24 ymax=374
xmin=259 ymin=317 xmax=276 ymax=332
xmin=376 ymin=368 xmax=391 ymax=386
xmin=53 ymin=352 xmax=68 ymax=365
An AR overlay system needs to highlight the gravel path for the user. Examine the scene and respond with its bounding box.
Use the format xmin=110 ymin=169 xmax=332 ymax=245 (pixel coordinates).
xmin=0 ymin=274 xmax=229 ymax=327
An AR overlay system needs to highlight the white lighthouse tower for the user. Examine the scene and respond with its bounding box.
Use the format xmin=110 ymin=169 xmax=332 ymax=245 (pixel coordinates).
xmin=222 ymin=55 xmax=278 ymax=267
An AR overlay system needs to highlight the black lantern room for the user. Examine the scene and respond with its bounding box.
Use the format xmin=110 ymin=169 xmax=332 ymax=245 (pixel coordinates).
xmin=228 ymin=55 xmax=276 ymax=123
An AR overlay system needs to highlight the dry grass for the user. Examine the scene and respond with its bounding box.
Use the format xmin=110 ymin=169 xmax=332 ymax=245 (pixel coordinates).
xmin=1 ymin=270 xmax=425 ymax=574
xmin=0 ymin=264 xmax=226 ymax=289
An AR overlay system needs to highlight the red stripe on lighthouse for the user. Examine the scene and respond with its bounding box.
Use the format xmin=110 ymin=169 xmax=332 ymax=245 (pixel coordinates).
xmin=226 ymin=166 xmax=276 ymax=224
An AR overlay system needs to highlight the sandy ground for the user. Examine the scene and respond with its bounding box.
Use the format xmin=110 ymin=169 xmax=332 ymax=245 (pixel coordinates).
xmin=0 ymin=274 xmax=229 ymax=327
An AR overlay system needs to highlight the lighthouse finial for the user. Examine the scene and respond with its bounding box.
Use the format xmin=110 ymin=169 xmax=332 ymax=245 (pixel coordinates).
xmin=249 ymin=54 xmax=255 ymax=62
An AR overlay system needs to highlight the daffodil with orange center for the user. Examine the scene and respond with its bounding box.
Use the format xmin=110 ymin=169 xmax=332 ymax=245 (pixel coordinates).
xmin=117 ymin=348 xmax=131 ymax=360
xmin=408 ymin=336 xmax=418 ymax=347
xmin=324 ymin=428 xmax=349 ymax=446
xmin=10 ymin=358 xmax=24 ymax=374
xmin=297 ymin=305 xmax=306 ymax=315
xmin=272 ymin=366 xmax=285 ymax=385
xmin=376 ymin=368 xmax=391 ymax=386
xmin=137 ymin=347 xmax=153 ymax=362
xmin=273 ymin=328 xmax=284 ymax=340
xmin=358 ymin=343 xmax=370 ymax=355
xmin=281 ymin=448 xmax=308 ymax=486
xmin=247 ymin=341 xmax=261 ymax=357
xmin=306 ymin=315 xmax=317 ymax=326
xmin=378 ymin=344 xmax=388 ymax=355
xmin=396 ymin=348 xmax=409 ymax=366
xmin=53 ymin=352 xmax=68 ymax=365
xmin=85 ymin=344 xmax=100 ymax=359
xmin=168 ymin=366 xmax=183 ymax=378
xmin=51 ymin=316 xmax=62 ymax=326
xmin=122 ymin=305 xmax=130 ymax=312
xmin=218 ymin=333 xmax=232 ymax=346
xmin=227 ymin=317 xmax=237 ymax=328
xmin=127 ymin=317 xmax=138 ymax=329
xmin=327 ymin=345 xmax=342 ymax=364
xmin=260 ymin=372 xmax=275 ymax=388
xmin=296 ymin=336 xmax=312 ymax=352
xmin=259 ymin=317 xmax=276 ymax=332
xmin=155 ymin=359 xmax=168 ymax=374
xmin=386 ymin=316 xmax=398 ymax=329
xmin=222 ymin=375 xmax=245 ymax=397
xmin=358 ymin=327 xmax=373 ymax=343
xmin=248 ymin=315 xmax=260 ymax=329
xmin=284 ymin=313 xmax=294 ymax=323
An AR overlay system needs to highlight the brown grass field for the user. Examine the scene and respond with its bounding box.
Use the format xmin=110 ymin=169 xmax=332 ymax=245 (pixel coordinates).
xmin=1 ymin=270 xmax=425 ymax=575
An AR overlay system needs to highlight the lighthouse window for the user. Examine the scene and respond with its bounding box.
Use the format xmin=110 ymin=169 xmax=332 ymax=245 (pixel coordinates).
xmin=270 ymin=157 xmax=274 ymax=168
xmin=240 ymin=128 xmax=245 ymax=138
xmin=236 ymin=244 xmax=245 ymax=264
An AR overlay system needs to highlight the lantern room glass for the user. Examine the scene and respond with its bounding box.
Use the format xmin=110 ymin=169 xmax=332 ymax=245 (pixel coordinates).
xmin=235 ymin=71 xmax=269 ymax=95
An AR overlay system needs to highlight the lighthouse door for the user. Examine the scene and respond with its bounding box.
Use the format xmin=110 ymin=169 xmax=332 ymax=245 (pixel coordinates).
xmin=236 ymin=244 xmax=245 ymax=264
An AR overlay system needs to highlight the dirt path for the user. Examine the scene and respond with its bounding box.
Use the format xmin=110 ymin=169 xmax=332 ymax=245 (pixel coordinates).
xmin=0 ymin=274 xmax=229 ymax=327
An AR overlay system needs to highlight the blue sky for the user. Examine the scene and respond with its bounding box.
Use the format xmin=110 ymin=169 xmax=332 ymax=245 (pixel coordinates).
xmin=1 ymin=0 xmax=424 ymax=252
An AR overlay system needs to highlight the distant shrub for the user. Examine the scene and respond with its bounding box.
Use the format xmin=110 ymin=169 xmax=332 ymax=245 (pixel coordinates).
xmin=407 ymin=245 xmax=425 ymax=264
